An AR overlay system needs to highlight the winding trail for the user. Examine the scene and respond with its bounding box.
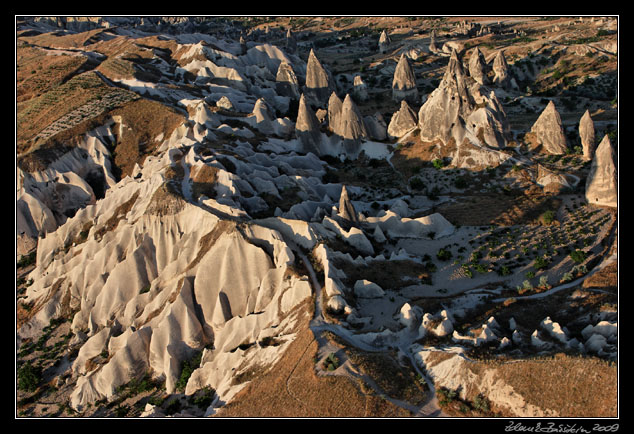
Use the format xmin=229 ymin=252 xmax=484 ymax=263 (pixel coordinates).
xmin=298 ymin=250 xmax=449 ymax=417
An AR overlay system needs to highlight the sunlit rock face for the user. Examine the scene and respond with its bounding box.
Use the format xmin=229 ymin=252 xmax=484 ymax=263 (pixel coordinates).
xmin=585 ymin=135 xmax=617 ymax=208
xmin=530 ymin=101 xmax=568 ymax=155
xmin=417 ymin=49 xmax=511 ymax=167
xmin=392 ymin=53 xmax=419 ymax=103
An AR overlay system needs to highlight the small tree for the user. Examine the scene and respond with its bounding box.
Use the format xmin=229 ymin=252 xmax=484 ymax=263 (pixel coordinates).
xmin=570 ymin=250 xmax=586 ymax=264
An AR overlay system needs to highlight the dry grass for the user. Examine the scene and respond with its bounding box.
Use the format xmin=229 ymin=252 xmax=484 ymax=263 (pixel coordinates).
xmin=16 ymin=45 xmax=89 ymax=103
xmin=483 ymin=354 xmax=617 ymax=417
xmin=109 ymin=98 xmax=185 ymax=179
xmin=215 ymin=300 xmax=412 ymax=417
xmin=346 ymin=348 xmax=428 ymax=406
xmin=17 ymin=71 xmax=113 ymax=148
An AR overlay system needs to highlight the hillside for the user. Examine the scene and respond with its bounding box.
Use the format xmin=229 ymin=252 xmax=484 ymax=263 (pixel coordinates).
xmin=16 ymin=15 xmax=617 ymax=420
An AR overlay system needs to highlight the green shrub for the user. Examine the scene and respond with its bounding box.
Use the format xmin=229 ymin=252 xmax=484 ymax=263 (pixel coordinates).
xmin=18 ymin=362 xmax=42 ymax=392
xmin=323 ymin=353 xmax=340 ymax=371
xmin=436 ymin=248 xmax=452 ymax=261
xmin=540 ymin=210 xmax=556 ymax=225
xmin=432 ymin=159 xmax=445 ymax=170
xmin=176 ymin=350 xmax=203 ymax=392
xmin=570 ymin=250 xmax=586 ymax=264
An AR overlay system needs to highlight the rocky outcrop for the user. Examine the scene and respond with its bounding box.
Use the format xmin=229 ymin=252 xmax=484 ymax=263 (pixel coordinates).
xmin=295 ymin=94 xmax=324 ymax=154
xmin=338 ymin=184 xmax=359 ymax=225
xmin=417 ymin=49 xmax=511 ymax=153
xmin=492 ymin=50 xmax=513 ymax=90
xmin=304 ymin=49 xmax=336 ymax=106
xmin=585 ymin=135 xmax=617 ymax=207
xmin=468 ymin=46 xmax=489 ymax=85
xmin=429 ymin=29 xmax=438 ymax=53
xmin=379 ymin=30 xmax=391 ymax=54
xmin=579 ymin=110 xmax=596 ymax=161
xmin=352 ymin=75 xmax=369 ymax=102
xmin=338 ymin=94 xmax=369 ymax=142
xmin=327 ymin=92 xmax=343 ymax=134
xmin=388 ymin=100 xmax=418 ymax=139
xmin=286 ymin=28 xmax=297 ymax=54
xmin=392 ymin=53 xmax=418 ymax=103
xmin=530 ymin=101 xmax=568 ymax=155
xmin=275 ymin=61 xmax=300 ymax=99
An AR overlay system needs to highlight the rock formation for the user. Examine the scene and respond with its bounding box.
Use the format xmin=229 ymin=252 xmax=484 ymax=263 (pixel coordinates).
xmin=378 ymin=30 xmax=391 ymax=54
xmin=530 ymin=100 xmax=568 ymax=155
xmin=275 ymin=61 xmax=300 ymax=100
xmin=295 ymin=94 xmax=323 ymax=154
xmin=352 ymin=75 xmax=369 ymax=102
xmin=492 ymin=50 xmax=512 ymax=90
xmin=338 ymin=185 xmax=359 ymax=224
xmin=392 ymin=53 xmax=419 ymax=103
xmin=286 ymin=28 xmax=297 ymax=54
xmin=304 ymin=49 xmax=336 ymax=106
xmin=388 ymin=100 xmax=418 ymax=139
xmin=429 ymin=29 xmax=438 ymax=53
xmin=579 ymin=109 xmax=596 ymax=161
xmin=250 ymin=98 xmax=274 ymax=135
xmin=585 ymin=135 xmax=617 ymax=207
xmin=468 ymin=46 xmax=489 ymax=85
xmin=338 ymin=94 xmax=369 ymax=143
xmin=327 ymin=91 xmax=343 ymax=134
xmin=417 ymin=49 xmax=511 ymax=152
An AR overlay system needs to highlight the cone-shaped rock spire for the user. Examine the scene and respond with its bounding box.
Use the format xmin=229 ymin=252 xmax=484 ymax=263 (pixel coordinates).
xmin=392 ymin=53 xmax=419 ymax=103
xmin=305 ymin=49 xmax=336 ymax=106
xmin=379 ymin=30 xmax=391 ymax=53
xmin=579 ymin=110 xmax=596 ymax=161
xmin=388 ymin=100 xmax=418 ymax=139
xmin=339 ymin=94 xmax=368 ymax=141
xmin=327 ymin=91 xmax=343 ymax=134
xmin=585 ymin=135 xmax=617 ymax=207
xmin=338 ymin=185 xmax=359 ymax=224
xmin=418 ymin=49 xmax=510 ymax=150
xmin=275 ymin=61 xmax=300 ymax=99
xmin=286 ymin=28 xmax=297 ymax=54
xmin=429 ymin=29 xmax=438 ymax=53
xmin=530 ymin=101 xmax=568 ymax=155
xmin=468 ymin=46 xmax=489 ymax=85
xmin=295 ymin=93 xmax=323 ymax=154
xmin=492 ymin=50 xmax=512 ymax=90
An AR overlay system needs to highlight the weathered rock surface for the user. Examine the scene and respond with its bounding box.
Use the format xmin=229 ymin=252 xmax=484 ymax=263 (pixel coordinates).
xmin=585 ymin=135 xmax=617 ymax=207
xmin=392 ymin=53 xmax=419 ymax=103
xmin=492 ymin=50 xmax=512 ymax=90
xmin=379 ymin=30 xmax=391 ymax=53
xmin=579 ymin=110 xmax=596 ymax=161
xmin=304 ymin=49 xmax=336 ymax=106
xmin=530 ymin=101 xmax=568 ymax=155
xmin=387 ymin=100 xmax=418 ymax=139
xmin=295 ymin=94 xmax=324 ymax=154
xmin=468 ymin=46 xmax=489 ymax=85
xmin=275 ymin=61 xmax=300 ymax=99
xmin=417 ymin=49 xmax=511 ymax=164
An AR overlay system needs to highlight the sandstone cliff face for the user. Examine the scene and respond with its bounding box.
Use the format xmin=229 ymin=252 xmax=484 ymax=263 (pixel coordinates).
xmin=530 ymin=100 xmax=568 ymax=155
xmin=585 ymin=135 xmax=617 ymax=207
